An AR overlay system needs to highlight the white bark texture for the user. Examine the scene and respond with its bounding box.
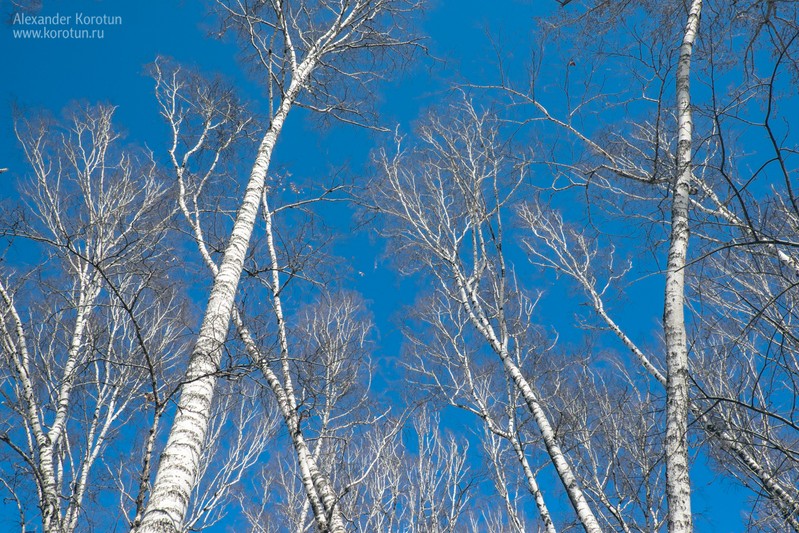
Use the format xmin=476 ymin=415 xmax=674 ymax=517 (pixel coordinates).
xmin=665 ymin=2 xmax=701 ymax=532
xmin=262 ymin=199 xmax=348 ymax=532
xmin=167 ymin=81 xmax=346 ymax=530
xmin=451 ymin=267 xmax=600 ymax=533
xmin=2 ymin=106 xmax=174 ymax=533
xmin=523 ymin=203 xmax=799 ymax=531
xmin=509 ymin=434 xmax=557 ymax=533
xmin=499 ymin=359 xmax=600 ymax=533
xmin=516 ymin=22 xmax=799 ymax=528
xmin=143 ymin=0 xmax=418 ymax=524
xmin=375 ymin=105 xmax=603 ymax=532
xmin=137 ymin=89 xmax=299 ymax=532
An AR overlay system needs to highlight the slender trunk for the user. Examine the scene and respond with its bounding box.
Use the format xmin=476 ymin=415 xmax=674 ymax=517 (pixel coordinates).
xmin=290 ymin=419 xmax=346 ymax=532
xmin=502 ymin=357 xmax=601 ymax=533
xmin=65 ymin=385 xmax=124 ymax=533
xmin=469 ymin=366 xmax=556 ymax=533
xmin=665 ymin=2 xmax=701 ymax=532
xmin=181 ymin=183 xmax=344 ymax=532
xmin=41 ymin=274 xmax=99 ymax=533
xmin=585 ymin=268 xmax=799 ymax=530
xmin=243 ymin=318 xmax=337 ymax=532
xmin=508 ymin=430 xmax=557 ymax=533
xmin=136 ymin=80 xmax=301 ymax=533
xmin=130 ymin=408 xmax=164 ymax=530
xmin=0 ymin=281 xmax=57 ymax=533
xmin=262 ymin=198 xmax=346 ymax=532
xmin=453 ymin=272 xmax=602 ymax=533
xmin=1 ymin=271 xmax=99 ymax=533
xmin=560 ymin=211 xmax=799 ymax=528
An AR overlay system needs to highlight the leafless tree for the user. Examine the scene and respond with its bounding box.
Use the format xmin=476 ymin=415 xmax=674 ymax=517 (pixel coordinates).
xmin=355 ymin=408 xmax=474 ymax=532
xmin=401 ymin=289 xmax=558 ymax=532
xmin=9 ymin=1 xmax=799 ymax=530
xmin=150 ymin=55 xmax=406 ymax=531
xmin=473 ymin=1 xmax=799 ymax=529
xmin=372 ymin=99 xmax=604 ymax=532
xmin=138 ymin=1 xmax=420 ymax=531
xmin=0 ymin=105 xmax=185 ymax=533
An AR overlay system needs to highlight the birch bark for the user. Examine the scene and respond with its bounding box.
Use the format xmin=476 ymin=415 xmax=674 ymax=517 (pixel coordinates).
xmin=166 ymin=77 xmax=346 ymax=531
xmin=375 ymin=104 xmax=602 ymax=532
xmin=261 ymin=199 xmax=348 ymax=532
xmin=521 ymin=203 xmax=799 ymax=531
xmin=452 ymin=264 xmax=602 ymax=533
xmin=144 ymin=0 xmax=419 ymax=524
xmin=136 ymin=77 xmax=304 ymax=532
xmin=664 ymin=2 xmax=701 ymax=531
xmin=2 ymin=105 xmax=175 ymax=533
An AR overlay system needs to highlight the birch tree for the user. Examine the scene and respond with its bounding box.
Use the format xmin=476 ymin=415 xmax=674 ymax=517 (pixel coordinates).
xmin=150 ymin=56 xmax=402 ymax=531
xmin=664 ymin=3 xmax=701 ymax=530
xmin=480 ymin=0 xmax=799 ymax=528
xmin=372 ymin=97 xmax=682 ymax=531
xmin=138 ymin=1 xmax=419 ymax=531
xmin=0 ymin=105 xmax=184 ymax=533
xmin=373 ymin=100 xmax=604 ymax=533
xmin=358 ymin=409 xmax=474 ymax=533
xmin=234 ymin=289 xmax=383 ymax=532
xmin=402 ymin=288 xmax=558 ymax=532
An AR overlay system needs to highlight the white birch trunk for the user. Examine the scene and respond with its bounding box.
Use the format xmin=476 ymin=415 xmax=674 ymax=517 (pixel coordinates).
xmin=508 ymin=426 xmax=557 ymax=533
xmin=137 ymin=78 xmax=304 ymax=533
xmin=1 ymin=272 xmax=99 ymax=533
xmin=0 ymin=281 xmax=57 ymax=532
xmin=523 ymin=189 xmax=799 ymax=529
xmin=501 ymin=357 xmax=601 ymax=533
xmin=176 ymin=144 xmax=345 ymax=531
xmin=261 ymin=194 xmax=347 ymax=532
xmin=452 ymin=272 xmax=602 ymax=533
xmin=239 ymin=310 xmax=345 ymax=532
xmin=467 ymin=362 xmax=556 ymax=533
xmin=664 ymin=2 xmax=701 ymax=532
xmin=578 ymin=263 xmax=799 ymax=530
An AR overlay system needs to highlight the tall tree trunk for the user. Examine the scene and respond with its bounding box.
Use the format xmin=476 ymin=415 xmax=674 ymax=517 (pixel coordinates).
xmin=509 ymin=432 xmax=557 ymax=533
xmin=1 ymin=272 xmax=99 ymax=533
xmin=183 ymin=203 xmax=345 ymax=532
xmin=665 ymin=2 xmax=701 ymax=532
xmin=500 ymin=357 xmax=601 ymax=533
xmin=261 ymin=201 xmax=347 ymax=532
xmin=136 ymin=80 xmax=303 ymax=533
xmin=453 ymin=272 xmax=602 ymax=533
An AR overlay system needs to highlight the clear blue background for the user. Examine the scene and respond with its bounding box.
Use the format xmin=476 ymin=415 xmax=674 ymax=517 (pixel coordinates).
xmin=0 ymin=1 xmax=751 ymax=531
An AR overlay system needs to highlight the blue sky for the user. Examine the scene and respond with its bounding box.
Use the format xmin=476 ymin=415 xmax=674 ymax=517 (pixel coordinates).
xmin=0 ymin=1 xmax=763 ymax=531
